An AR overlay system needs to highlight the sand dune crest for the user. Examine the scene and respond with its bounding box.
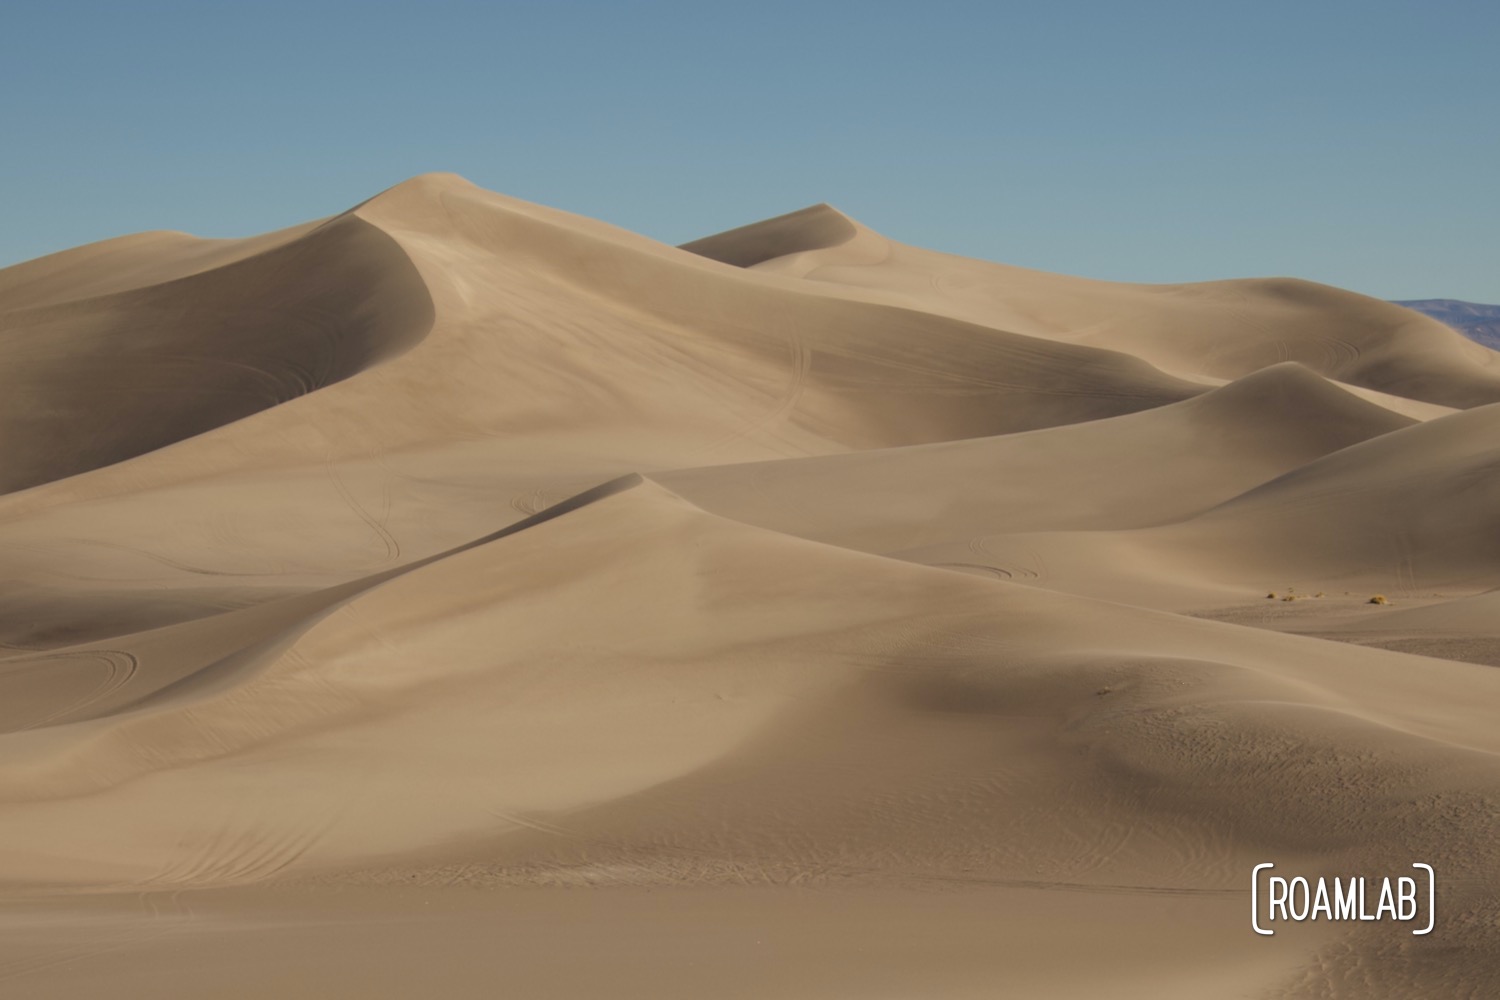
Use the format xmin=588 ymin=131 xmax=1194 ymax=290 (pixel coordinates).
xmin=2 ymin=175 xmax=1500 ymax=997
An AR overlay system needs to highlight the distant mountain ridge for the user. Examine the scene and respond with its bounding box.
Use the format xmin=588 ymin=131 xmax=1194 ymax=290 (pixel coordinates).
xmin=1395 ymin=299 xmax=1500 ymax=350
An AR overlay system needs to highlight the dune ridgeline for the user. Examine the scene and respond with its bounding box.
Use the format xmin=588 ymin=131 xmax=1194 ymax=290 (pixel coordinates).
xmin=2 ymin=174 xmax=1498 ymax=999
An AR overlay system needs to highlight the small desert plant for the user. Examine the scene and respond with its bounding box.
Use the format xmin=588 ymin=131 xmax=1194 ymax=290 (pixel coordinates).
xmin=1315 ymin=592 xmax=1325 ymax=598
xmin=1369 ymin=594 xmax=1389 ymax=605
xmin=1266 ymin=592 xmax=1278 ymax=599
xmin=1282 ymin=595 xmax=1297 ymax=601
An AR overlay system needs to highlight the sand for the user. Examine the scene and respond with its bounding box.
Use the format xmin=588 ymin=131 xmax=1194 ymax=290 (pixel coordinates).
xmin=1 ymin=174 xmax=1498 ymax=998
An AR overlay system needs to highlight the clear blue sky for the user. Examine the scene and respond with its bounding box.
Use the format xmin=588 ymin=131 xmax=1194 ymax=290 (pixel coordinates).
xmin=3 ymin=1 xmax=1497 ymax=301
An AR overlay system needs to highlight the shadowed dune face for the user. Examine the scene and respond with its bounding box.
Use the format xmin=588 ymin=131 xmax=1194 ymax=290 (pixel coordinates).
xmin=688 ymin=205 xmax=1500 ymax=411
xmin=352 ymin=174 xmax=1207 ymax=449
xmin=658 ymin=362 xmax=1417 ymax=550
xmin=891 ymin=401 xmax=1500 ymax=617
xmin=4 ymin=175 xmax=1500 ymax=998
xmin=0 ymin=215 xmax=433 ymax=493
xmin=678 ymin=203 xmax=860 ymax=266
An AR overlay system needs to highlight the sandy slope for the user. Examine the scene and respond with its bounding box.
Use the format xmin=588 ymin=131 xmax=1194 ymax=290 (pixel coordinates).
xmin=659 ymin=362 xmax=1416 ymax=550
xmin=2 ymin=175 xmax=1499 ymax=999
xmin=689 ymin=203 xmax=1500 ymax=408
xmin=915 ymin=400 xmax=1500 ymax=611
xmin=0 ymin=216 xmax=433 ymax=493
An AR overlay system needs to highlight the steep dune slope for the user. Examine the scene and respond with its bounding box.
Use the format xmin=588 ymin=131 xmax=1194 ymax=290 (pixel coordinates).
xmin=0 ymin=174 xmax=1206 ymax=646
xmin=660 ymin=362 xmax=1416 ymax=550
xmin=679 ymin=203 xmax=861 ymax=267
xmin=685 ymin=204 xmax=1500 ymax=409
xmin=351 ymin=174 xmax=1202 ymax=448
xmin=923 ymin=401 xmax=1500 ymax=608
xmin=1155 ymin=400 xmax=1500 ymax=594
xmin=0 ymin=215 xmax=434 ymax=493
xmin=0 ymin=220 xmax=327 ymax=312
xmin=0 ymin=176 xmax=1206 ymax=511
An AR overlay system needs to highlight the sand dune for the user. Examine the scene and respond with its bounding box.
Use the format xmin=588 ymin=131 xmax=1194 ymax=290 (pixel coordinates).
xmin=690 ymin=203 xmax=1500 ymax=408
xmin=919 ymin=399 xmax=1500 ymax=613
xmin=2 ymin=175 xmax=1499 ymax=998
xmin=0 ymin=215 xmax=433 ymax=493
xmin=0 ymin=173 xmax=1204 ymax=647
xmin=1340 ymin=588 xmax=1500 ymax=635
xmin=660 ymin=362 xmax=1416 ymax=550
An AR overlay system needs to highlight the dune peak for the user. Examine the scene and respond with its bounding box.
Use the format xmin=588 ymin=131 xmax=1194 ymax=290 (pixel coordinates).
xmin=7 ymin=173 xmax=1500 ymax=997
xmin=1194 ymin=361 xmax=1392 ymax=413
xmin=679 ymin=202 xmax=865 ymax=267
xmin=349 ymin=171 xmax=482 ymax=215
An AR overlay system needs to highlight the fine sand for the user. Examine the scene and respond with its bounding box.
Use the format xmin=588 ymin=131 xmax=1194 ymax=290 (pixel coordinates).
xmin=2 ymin=175 xmax=1499 ymax=998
